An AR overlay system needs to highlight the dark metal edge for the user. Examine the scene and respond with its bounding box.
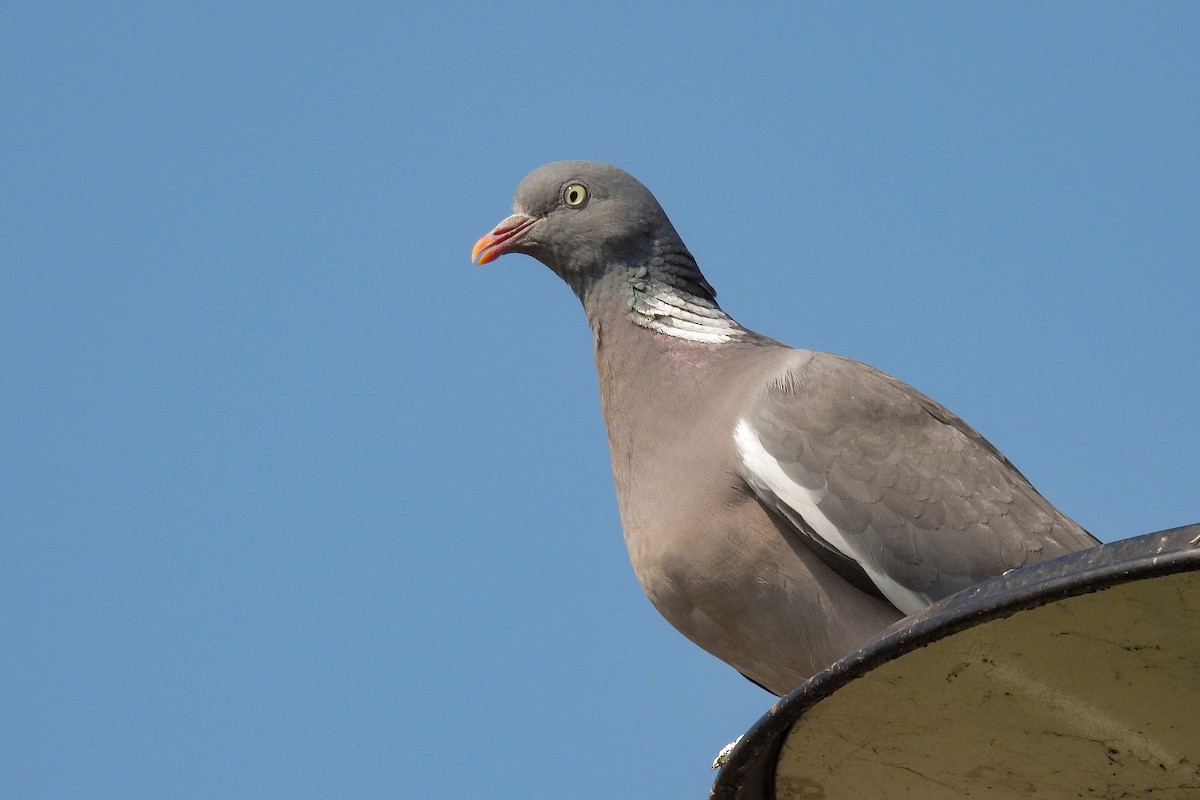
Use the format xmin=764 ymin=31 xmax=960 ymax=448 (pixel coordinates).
xmin=709 ymin=523 xmax=1200 ymax=800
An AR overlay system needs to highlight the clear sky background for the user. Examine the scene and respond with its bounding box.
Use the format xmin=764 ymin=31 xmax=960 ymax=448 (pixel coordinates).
xmin=4 ymin=4 xmax=1197 ymax=798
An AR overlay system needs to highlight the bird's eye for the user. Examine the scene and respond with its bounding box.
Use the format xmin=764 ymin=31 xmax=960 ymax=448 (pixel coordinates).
xmin=562 ymin=182 xmax=589 ymax=208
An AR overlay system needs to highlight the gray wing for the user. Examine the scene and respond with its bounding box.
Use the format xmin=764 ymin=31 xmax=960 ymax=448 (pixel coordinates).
xmin=734 ymin=350 xmax=1098 ymax=614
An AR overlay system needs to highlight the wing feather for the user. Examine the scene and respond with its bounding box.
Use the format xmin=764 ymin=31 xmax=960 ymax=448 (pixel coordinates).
xmin=735 ymin=350 xmax=1098 ymax=614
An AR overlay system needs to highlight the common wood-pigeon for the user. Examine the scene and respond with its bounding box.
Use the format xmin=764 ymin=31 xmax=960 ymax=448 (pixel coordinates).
xmin=472 ymin=161 xmax=1099 ymax=695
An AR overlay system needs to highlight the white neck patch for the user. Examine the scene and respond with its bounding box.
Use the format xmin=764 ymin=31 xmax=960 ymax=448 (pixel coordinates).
xmin=630 ymin=284 xmax=742 ymax=344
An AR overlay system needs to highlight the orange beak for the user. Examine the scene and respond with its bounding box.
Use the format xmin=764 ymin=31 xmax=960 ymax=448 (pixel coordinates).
xmin=471 ymin=213 xmax=538 ymax=265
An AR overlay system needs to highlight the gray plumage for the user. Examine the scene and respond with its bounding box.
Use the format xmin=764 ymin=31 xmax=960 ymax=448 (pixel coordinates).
xmin=473 ymin=161 xmax=1098 ymax=696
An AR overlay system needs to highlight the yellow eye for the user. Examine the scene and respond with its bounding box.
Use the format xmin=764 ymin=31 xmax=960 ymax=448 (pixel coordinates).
xmin=562 ymin=182 xmax=589 ymax=208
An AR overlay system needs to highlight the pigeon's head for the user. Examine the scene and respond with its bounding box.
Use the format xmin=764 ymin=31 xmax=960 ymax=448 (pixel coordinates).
xmin=472 ymin=161 xmax=683 ymax=289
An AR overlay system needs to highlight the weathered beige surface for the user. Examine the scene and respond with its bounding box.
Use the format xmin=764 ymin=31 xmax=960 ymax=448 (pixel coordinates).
xmin=775 ymin=571 xmax=1200 ymax=799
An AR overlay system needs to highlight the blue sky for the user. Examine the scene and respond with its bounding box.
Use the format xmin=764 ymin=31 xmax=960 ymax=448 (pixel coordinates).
xmin=3 ymin=4 xmax=1197 ymax=798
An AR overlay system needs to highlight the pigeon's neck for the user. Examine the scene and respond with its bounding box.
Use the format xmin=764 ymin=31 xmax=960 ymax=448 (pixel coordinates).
xmin=580 ymin=241 xmax=748 ymax=345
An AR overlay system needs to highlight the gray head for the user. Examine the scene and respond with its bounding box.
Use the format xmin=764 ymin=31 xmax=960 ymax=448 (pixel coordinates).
xmin=472 ymin=161 xmax=714 ymax=301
